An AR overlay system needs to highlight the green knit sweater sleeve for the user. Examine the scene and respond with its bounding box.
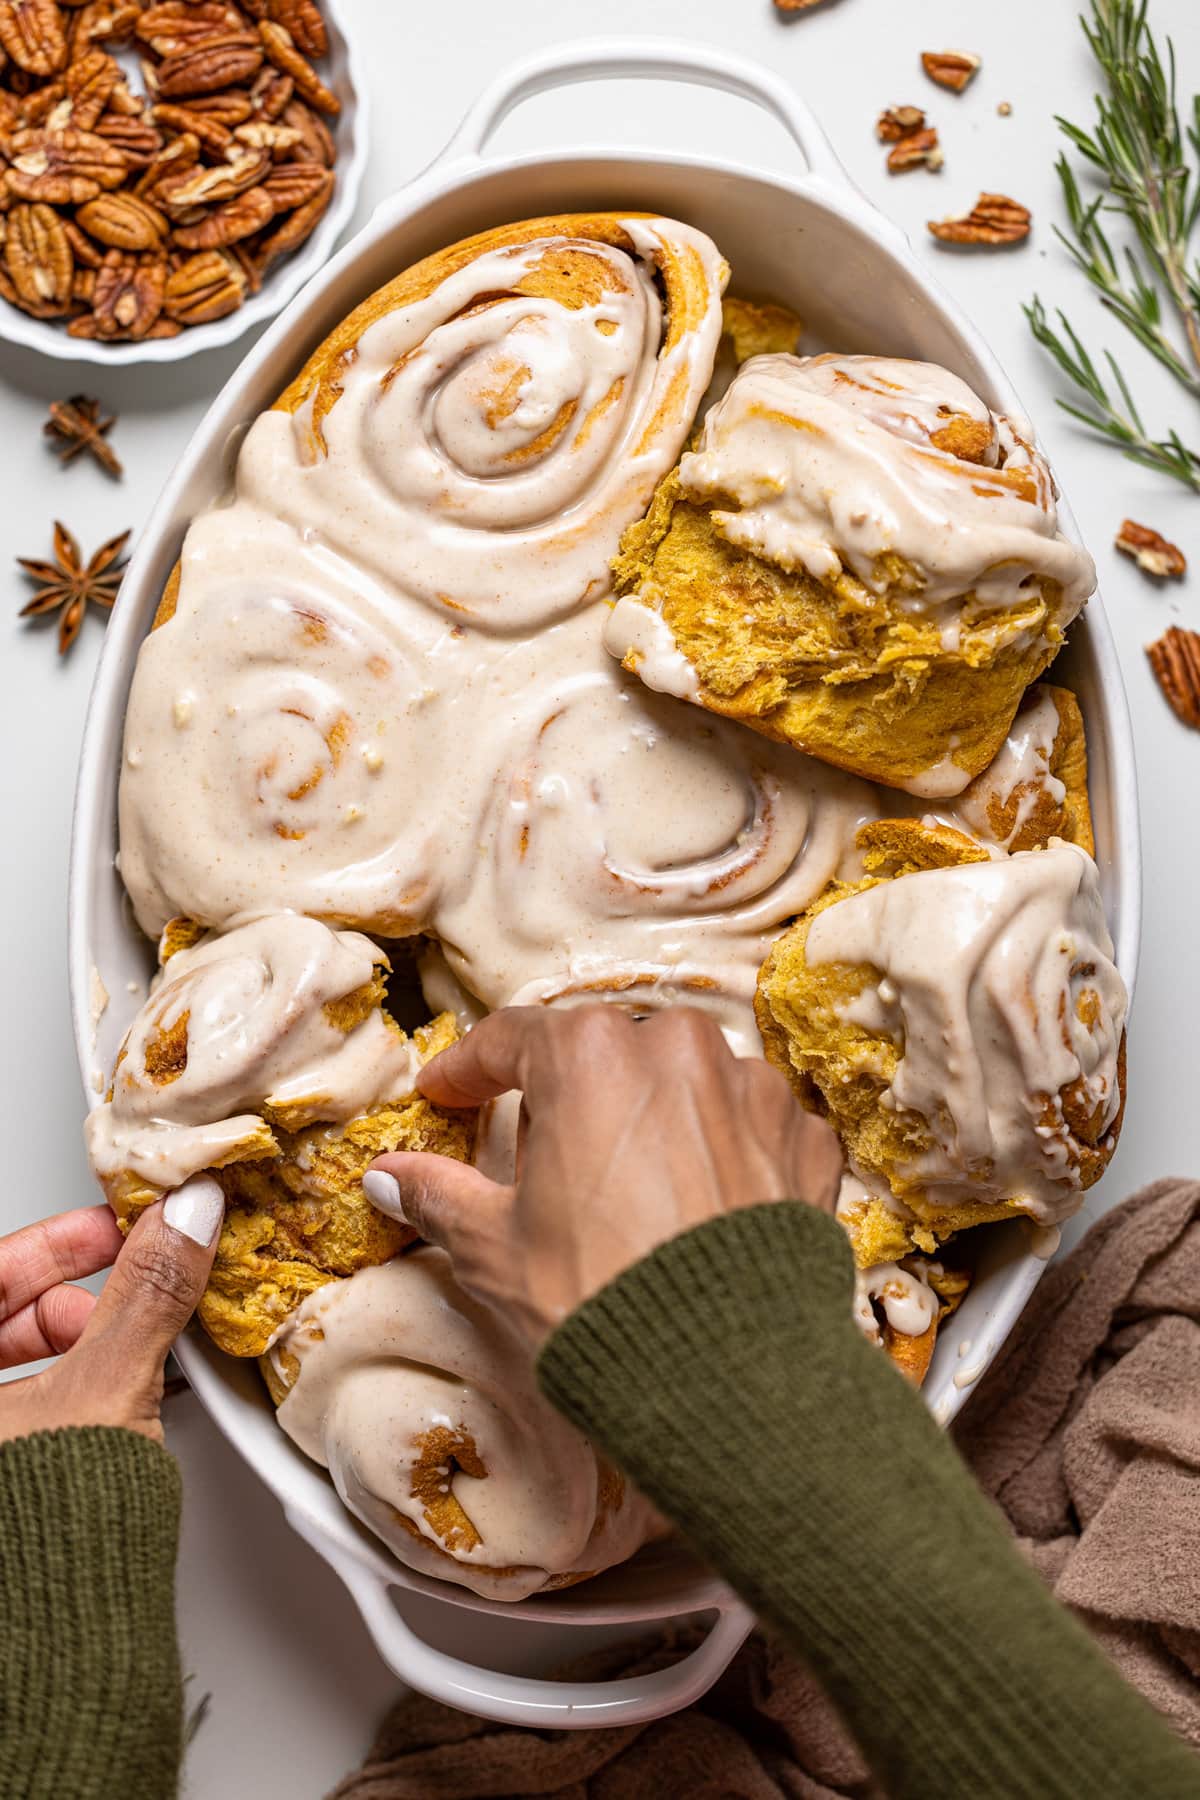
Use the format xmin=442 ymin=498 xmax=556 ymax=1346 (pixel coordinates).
xmin=0 ymin=1426 xmax=184 ymax=1800
xmin=539 ymin=1203 xmax=1200 ymax=1799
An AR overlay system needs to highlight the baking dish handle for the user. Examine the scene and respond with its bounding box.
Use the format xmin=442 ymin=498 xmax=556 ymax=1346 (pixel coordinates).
xmin=433 ymin=36 xmax=848 ymax=186
xmin=286 ymin=1505 xmax=755 ymax=1728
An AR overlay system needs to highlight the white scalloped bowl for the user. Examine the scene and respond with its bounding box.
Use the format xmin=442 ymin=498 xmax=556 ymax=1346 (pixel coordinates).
xmin=0 ymin=0 xmax=367 ymax=365
xmin=68 ymin=40 xmax=1140 ymax=1732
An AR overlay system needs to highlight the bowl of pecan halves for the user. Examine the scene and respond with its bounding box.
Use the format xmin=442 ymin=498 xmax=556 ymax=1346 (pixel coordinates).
xmin=0 ymin=0 xmax=367 ymax=361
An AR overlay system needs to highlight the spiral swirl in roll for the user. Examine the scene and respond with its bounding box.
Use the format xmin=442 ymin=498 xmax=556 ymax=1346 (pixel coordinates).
xmin=430 ymin=617 xmax=875 ymax=1048
xmin=236 ymin=214 xmax=727 ymax=633
xmin=267 ymin=1250 xmax=661 ymax=1602
xmin=86 ymin=913 xmax=423 ymax=1207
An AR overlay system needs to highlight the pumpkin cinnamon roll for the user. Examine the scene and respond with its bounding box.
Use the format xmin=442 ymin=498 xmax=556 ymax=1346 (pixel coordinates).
xmin=755 ymin=825 xmax=1127 ymax=1250
xmin=85 ymin=913 xmax=474 ymax=1356
xmin=118 ymin=213 xmax=727 ymax=940
xmin=264 ymin=1249 xmax=661 ymax=1601
xmin=607 ymin=353 xmax=1096 ymax=796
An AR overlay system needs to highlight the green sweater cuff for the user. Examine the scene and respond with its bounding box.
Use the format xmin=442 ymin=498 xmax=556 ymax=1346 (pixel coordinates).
xmin=541 ymin=1203 xmax=1199 ymax=1800
xmin=0 ymin=1427 xmax=183 ymax=1800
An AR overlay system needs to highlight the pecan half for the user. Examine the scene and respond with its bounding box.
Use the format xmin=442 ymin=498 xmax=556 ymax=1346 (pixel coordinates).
xmin=233 ymin=117 xmax=300 ymax=156
xmin=77 ymin=187 xmax=167 ymax=248
xmin=258 ymin=19 xmax=336 ymax=113
xmin=5 ymin=124 xmax=127 ymax=201
xmin=67 ymin=0 xmax=138 ymax=53
xmin=136 ymin=2 xmax=245 ymax=57
xmin=249 ymin=64 xmax=291 ymax=118
xmin=172 ymin=179 xmax=273 ymax=246
xmin=61 ymin=46 xmax=117 ymax=128
xmin=922 ymin=50 xmax=981 ymax=93
xmin=259 ymin=154 xmax=323 ymax=208
xmin=0 ymin=0 xmax=68 ymax=76
xmin=184 ymin=89 xmax=254 ymax=126
xmin=887 ymin=127 xmax=942 ymax=173
xmin=132 ymin=128 xmax=198 ymax=199
xmin=928 ymin=193 xmax=1031 ymax=246
xmin=279 ymin=93 xmax=330 ymax=162
xmin=1146 ymin=626 xmax=1200 ymax=729
xmin=156 ymin=144 xmax=266 ymax=206
xmin=152 ymin=98 xmax=231 ymax=154
xmin=4 ymin=198 xmax=72 ymax=306
xmin=1115 ymin=519 xmax=1187 ymax=580
xmin=255 ymin=160 xmax=328 ymax=264
xmin=89 ymin=243 xmax=165 ymax=335
xmin=877 ymin=105 xmax=925 ymax=143
xmin=267 ymin=0 xmax=324 ymax=58
xmin=155 ymin=33 xmax=262 ymax=97
xmin=163 ymin=243 xmax=244 ymax=320
xmin=92 ymin=110 xmax=163 ymax=166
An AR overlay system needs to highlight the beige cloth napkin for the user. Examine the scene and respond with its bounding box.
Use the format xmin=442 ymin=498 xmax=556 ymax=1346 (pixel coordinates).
xmin=330 ymin=1178 xmax=1200 ymax=1798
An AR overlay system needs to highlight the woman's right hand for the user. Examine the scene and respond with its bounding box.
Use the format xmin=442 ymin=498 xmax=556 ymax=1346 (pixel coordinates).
xmin=364 ymin=1005 xmax=842 ymax=1350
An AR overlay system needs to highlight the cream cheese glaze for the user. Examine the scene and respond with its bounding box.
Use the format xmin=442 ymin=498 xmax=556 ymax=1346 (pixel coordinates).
xmin=805 ymin=841 xmax=1127 ymax=1220
xmin=270 ymin=1250 xmax=660 ymax=1602
xmin=666 ymin=352 xmax=1096 ymax=628
xmin=86 ymin=914 xmax=418 ymax=1194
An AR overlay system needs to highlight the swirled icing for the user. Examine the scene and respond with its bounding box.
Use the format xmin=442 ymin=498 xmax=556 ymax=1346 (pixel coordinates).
xmin=805 ymin=841 xmax=1127 ymax=1219
xmin=85 ymin=915 xmax=418 ymax=1193
xmin=270 ymin=1250 xmax=659 ymax=1601
xmin=671 ymin=352 xmax=1096 ymax=626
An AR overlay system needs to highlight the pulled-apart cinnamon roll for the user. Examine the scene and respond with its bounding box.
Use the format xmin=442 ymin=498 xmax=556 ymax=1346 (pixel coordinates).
xmin=86 ymin=914 xmax=474 ymax=1356
xmin=608 ymin=353 xmax=1096 ymax=796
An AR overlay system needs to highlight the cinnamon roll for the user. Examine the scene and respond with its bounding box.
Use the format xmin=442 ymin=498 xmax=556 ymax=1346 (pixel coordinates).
xmin=755 ymin=826 xmax=1127 ymax=1247
xmin=264 ymin=1250 xmax=661 ymax=1601
xmin=608 ymin=353 xmax=1096 ymax=797
xmin=118 ymin=213 xmax=728 ymax=941
xmin=86 ymin=914 xmax=474 ymax=1356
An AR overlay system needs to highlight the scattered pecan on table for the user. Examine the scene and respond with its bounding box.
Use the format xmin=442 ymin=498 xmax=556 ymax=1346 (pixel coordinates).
xmin=1115 ymin=520 xmax=1187 ymax=580
xmin=928 ymin=194 xmax=1032 ymax=247
xmin=0 ymin=0 xmax=340 ymax=343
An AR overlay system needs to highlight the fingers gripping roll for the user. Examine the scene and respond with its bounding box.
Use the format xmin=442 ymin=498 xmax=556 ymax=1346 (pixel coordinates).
xmin=85 ymin=914 xmax=476 ymax=1357
xmin=265 ymin=1250 xmax=661 ymax=1602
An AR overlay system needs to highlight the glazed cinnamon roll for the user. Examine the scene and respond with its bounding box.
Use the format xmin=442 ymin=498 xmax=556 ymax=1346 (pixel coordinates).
xmin=86 ymin=914 xmax=474 ymax=1356
xmin=265 ymin=1250 xmax=661 ymax=1601
xmin=608 ymin=353 xmax=1096 ymax=796
xmin=853 ymin=1252 xmax=969 ymax=1387
xmin=755 ymin=825 xmax=1127 ymax=1248
xmin=117 ymin=213 xmax=728 ymax=940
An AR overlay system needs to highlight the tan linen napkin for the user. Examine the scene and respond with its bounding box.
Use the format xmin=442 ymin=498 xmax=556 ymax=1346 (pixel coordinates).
xmin=331 ymin=1178 xmax=1200 ymax=1798
xmin=953 ymin=1175 xmax=1200 ymax=1750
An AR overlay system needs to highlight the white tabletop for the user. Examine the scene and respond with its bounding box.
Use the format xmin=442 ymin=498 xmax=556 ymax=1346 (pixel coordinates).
xmin=2 ymin=0 xmax=1197 ymax=1790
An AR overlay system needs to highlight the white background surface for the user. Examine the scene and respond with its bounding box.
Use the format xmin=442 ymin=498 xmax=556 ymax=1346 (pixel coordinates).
xmin=2 ymin=0 xmax=1198 ymax=1791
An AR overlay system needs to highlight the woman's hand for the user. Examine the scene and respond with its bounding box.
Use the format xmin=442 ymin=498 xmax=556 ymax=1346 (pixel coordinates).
xmin=365 ymin=1005 xmax=842 ymax=1349
xmin=0 ymin=1176 xmax=223 ymax=1448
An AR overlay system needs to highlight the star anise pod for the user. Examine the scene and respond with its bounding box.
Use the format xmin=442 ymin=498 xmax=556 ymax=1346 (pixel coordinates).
xmin=44 ymin=394 xmax=123 ymax=477
xmin=18 ymin=520 xmax=130 ymax=655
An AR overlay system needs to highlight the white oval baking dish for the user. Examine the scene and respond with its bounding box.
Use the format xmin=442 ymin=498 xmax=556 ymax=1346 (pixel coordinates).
xmin=0 ymin=0 xmax=368 ymax=366
xmin=68 ymin=38 xmax=1141 ymax=1730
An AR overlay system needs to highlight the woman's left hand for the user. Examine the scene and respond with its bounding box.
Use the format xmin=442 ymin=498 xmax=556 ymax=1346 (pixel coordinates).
xmin=0 ymin=1183 xmax=222 ymax=1448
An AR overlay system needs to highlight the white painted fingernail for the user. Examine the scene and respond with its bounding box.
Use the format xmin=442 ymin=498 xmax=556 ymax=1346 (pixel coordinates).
xmin=363 ymin=1170 xmax=406 ymax=1222
xmin=163 ymin=1174 xmax=225 ymax=1247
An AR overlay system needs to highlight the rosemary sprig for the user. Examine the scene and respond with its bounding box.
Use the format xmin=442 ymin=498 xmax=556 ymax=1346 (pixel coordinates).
xmin=1026 ymin=298 xmax=1200 ymax=492
xmin=1029 ymin=0 xmax=1200 ymax=488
